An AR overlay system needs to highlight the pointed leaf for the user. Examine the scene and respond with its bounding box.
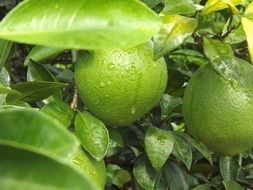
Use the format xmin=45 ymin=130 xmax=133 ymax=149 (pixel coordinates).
xmin=0 ymin=0 xmax=161 ymax=50
xmin=219 ymin=156 xmax=239 ymax=181
xmin=241 ymin=2 xmax=253 ymax=63
xmin=223 ymin=180 xmax=244 ymax=190
xmin=145 ymin=127 xmax=174 ymax=170
xmin=0 ymin=39 xmax=12 ymax=69
xmin=41 ymin=101 xmax=74 ymax=128
xmin=0 ymin=145 xmax=97 ymax=190
xmin=24 ymin=46 xmax=65 ymax=66
xmin=7 ymin=81 xmax=67 ymax=102
xmin=0 ymin=108 xmax=79 ymax=161
xmin=203 ymin=0 xmax=242 ymax=15
xmin=154 ymin=14 xmax=197 ymax=60
xmin=160 ymin=94 xmax=182 ymax=118
xmin=133 ymin=155 xmax=157 ymax=190
xmin=172 ymin=133 xmax=192 ymax=170
xmin=75 ymin=111 xmax=109 ymax=161
xmin=163 ymin=0 xmax=203 ymax=15
xmin=163 ymin=161 xmax=189 ymax=190
xmin=106 ymin=164 xmax=131 ymax=188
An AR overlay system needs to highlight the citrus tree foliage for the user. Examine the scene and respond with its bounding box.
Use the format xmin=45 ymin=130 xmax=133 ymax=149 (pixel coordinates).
xmin=0 ymin=0 xmax=253 ymax=190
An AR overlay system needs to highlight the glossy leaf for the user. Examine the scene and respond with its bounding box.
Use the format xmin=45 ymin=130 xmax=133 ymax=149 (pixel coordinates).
xmin=160 ymin=94 xmax=182 ymax=118
xmin=41 ymin=101 xmax=74 ymax=128
xmin=0 ymin=83 xmax=19 ymax=95
xmin=7 ymin=81 xmax=67 ymax=102
xmin=24 ymin=46 xmax=65 ymax=66
xmin=0 ymin=108 xmax=79 ymax=161
xmin=75 ymin=111 xmax=109 ymax=161
xmin=241 ymin=2 xmax=253 ymax=63
xmin=203 ymin=37 xmax=241 ymax=83
xmin=163 ymin=161 xmax=189 ymax=190
xmin=106 ymin=164 xmax=131 ymax=188
xmin=192 ymin=184 xmax=212 ymax=190
xmin=0 ymin=145 xmax=97 ymax=190
xmin=180 ymin=133 xmax=213 ymax=165
xmin=154 ymin=14 xmax=197 ymax=60
xmin=223 ymin=180 xmax=244 ymax=190
xmin=172 ymin=133 xmax=192 ymax=170
xmin=0 ymin=0 xmax=161 ymax=50
xmin=0 ymin=39 xmax=12 ymax=69
xmin=163 ymin=0 xmax=203 ymax=15
xmin=133 ymin=155 xmax=156 ymax=190
xmin=144 ymin=127 xmax=174 ymax=170
xmin=219 ymin=156 xmax=239 ymax=181
xmin=27 ymin=60 xmax=55 ymax=82
xmin=202 ymin=0 xmax=241 ymax=15
xmin=72 ymin=148 xmax=106 ymax=190
xmin=224 ymin=25 xmax=246 ymax=44
xmin=108 ymin=127 xmax=123 ymax=149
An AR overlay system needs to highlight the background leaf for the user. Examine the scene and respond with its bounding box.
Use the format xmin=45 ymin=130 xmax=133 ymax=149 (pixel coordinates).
xmin=0 ymin=0 xmax=161 ymax=50
xmin=0 ymin=39 xmax=12 ymax=69
xmin=133 ymin=155 xmax=157 ymax=190
xmin=219 ymin=156 xmax=239 ymax=181
xmin=223 ymin=180 xmax=244 ymax=190
xmin=75 ymin=111 xmax=109 ymax=161
xmin=154 ymin=14 xmax=197 ymax=60
xmin=7 ymin=81 xmax=67 ymax=103
xmin=24 ymin=46 xmax=65 ymax=66
xmin=41 ymin=101 xmax=74 ymax=128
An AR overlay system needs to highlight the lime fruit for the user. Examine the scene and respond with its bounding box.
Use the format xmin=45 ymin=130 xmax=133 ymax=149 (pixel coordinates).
xmin=183 ymin=60 xmax=253 ymax=155
xmin=75 ymin=43 xmax=167 ymax=126
xmin=72 ymin=148 xmax=106 ymax=190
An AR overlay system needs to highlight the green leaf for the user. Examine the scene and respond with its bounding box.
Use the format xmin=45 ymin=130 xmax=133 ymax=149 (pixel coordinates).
xmin=163 ymin=161 xmax=189 ymax=190
xmin=0 ymin=145 xmax=98 ymax=190
xmin=144 ymin=127 xmax=174 ymax=170
xmin=0 ymin=0 xmax=161 ymax=50
xmin=192 ymin=184 xmax=212 ymax=190
xmin=241 ymin=2 xmax=253 ymax=63
xmin=27 ymin=60 xmax=55 ymax=82
xmin=203 ymin=37 xmax=241 ymax=83
xmin=108 ymin=127 xmax=123 ymax=149
xmin=180 ymin=133 xmax=213 ymax=165
xmin=223 ymin=180 xmax=244 ymax=190
xmin=7 ymin=81 xmax=67 ymax=103
xmin=133 ymin=155 xmax=157 ymax=190
xmin=163 ymin=0 xmax=203 ymax=15
xmin=24 ymin=46 xmax=65 ymax=66
xmin=0 ymin=39 xmax=12 ymax=69
xmin=172 ymin=133 xmax=192 ymax=170
xmin=224 ymin=25 xmax=246 ymax=44
xmin=41 ymin=101 xmax=74 ymax=128
xmin=106 ymin=164 xmax=131 ymax=188
xmin=0 ymin=83 xmax=20 ymax=95
xmin=220 ymin=156 xmax=239 ymax=181
xmin=160 ymin=94 xmax=182 ymax=118
xmin=202 ymin=0 xmax=242 ymax=15
xmin=75 ymin=111 xmax=109 ymax=161
xmin=72 ymin=148 xmax=106 ymax=190
xmin=154 ymin=14 xmax=197 ymax=60
xmin=27 ymin=60 xmax=62 ymax=101
xmin=0 ymin=108 xmax=79 ymax=161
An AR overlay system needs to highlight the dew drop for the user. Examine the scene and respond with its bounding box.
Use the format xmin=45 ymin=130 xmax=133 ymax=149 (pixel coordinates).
xmin=131 ymin=107 xmax=136 ymax=114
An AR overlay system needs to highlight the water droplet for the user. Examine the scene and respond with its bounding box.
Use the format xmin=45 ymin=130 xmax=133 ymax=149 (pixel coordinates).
xmin=100 ymin=82 xmax=105 ymax=87
xmin=131 ymin=107 xmax=136 ymax=114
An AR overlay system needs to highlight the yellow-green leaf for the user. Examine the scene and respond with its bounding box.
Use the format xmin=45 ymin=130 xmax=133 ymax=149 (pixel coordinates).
xmin=202 ymin=0 xmax=242 ymax=15
xmin=241 ymin=1 xmax=253 ymax=63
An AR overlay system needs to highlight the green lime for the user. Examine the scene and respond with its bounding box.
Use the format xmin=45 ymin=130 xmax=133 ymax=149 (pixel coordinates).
xmin=72 ymin=148 xmax=106 ymax=190
xmin=75 ymin=43 xmax=167 ymax=126
xmin=183 ymin=60 xmax=253 ymax=155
